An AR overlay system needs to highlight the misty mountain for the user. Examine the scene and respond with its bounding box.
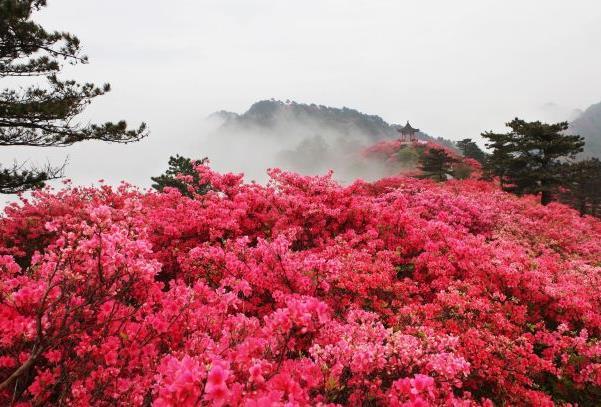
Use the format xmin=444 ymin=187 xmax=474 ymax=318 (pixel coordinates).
xmin=203 ymin=99 xmax=458 ymax=183
xmin=212 ymin=100 xmax=393 ymax=140
xmin=570 ymin=101 xmax=601 ymax=158
xmin=211 ymin=99 xmax=457 ymax=149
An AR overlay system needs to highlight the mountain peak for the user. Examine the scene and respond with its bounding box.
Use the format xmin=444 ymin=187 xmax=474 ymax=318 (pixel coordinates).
xmin=570 ymin=100 xmax=601 ymax=158
xmin=212 ymin=99 xmax=456 ymax=149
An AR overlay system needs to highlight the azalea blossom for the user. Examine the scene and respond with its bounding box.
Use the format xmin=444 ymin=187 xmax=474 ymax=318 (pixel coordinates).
xmin=0 ymin=164 xmax=600 ymax=405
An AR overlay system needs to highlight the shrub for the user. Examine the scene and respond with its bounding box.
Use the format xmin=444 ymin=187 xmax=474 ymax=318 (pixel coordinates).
xmin=1 ymin=166 xmax=600 ymax=405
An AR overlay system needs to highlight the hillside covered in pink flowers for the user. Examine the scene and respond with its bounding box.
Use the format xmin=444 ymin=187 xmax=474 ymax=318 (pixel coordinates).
xmin=1 ymin=165 xmax=601 ymax=406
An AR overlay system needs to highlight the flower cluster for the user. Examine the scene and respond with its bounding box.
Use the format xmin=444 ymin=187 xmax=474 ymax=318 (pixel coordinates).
xmin=363 ymin=139 xmax=481 ymax=179
xmin=1 ymin=164 xmax=600 ymax=405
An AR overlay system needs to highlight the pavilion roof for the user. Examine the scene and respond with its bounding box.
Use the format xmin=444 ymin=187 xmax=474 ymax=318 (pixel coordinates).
xmin=397 ymin=121 xmax=419 ymax=134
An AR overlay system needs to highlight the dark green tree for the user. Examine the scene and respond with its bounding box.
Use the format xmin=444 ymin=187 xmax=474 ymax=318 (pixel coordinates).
xmin=456 ymin=138 xmax=487 ymax=164
xmin=0 ymin=0 xmax=147 ymax=193
xmin=418 ymin=147 xmax=458 ymax=181
xmin=0 ymin=160 xmax=64 ymax=193
xmin=482 ymin=140 xmax=511 ymax=184
xmin=560 ymin=158 xmax=601 ymax=216
xmin=451 ymin=162 xmax=474 ymax=180
xmin=151 ymin=155 xmax=211 ymax=197
xmin=482 ymin=119 xmax=584 ymax=205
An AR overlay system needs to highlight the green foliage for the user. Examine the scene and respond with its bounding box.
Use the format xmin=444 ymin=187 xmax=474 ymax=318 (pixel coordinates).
xmin=0 ymin=160 xmax=63 ymax=193
xmin=482 ymin=118 xmax=585 ymax=205
xmin=151 ymin=155 xmax=211 ymax=197
xmin=0 ymin=0 xmax=147 ymax=193
xmin=418 ymin=148 xmax=458 ymax=181
xmin=396 ymin=146 xmax=420 ymax=167
xmin=456 ymin=138 xmax=487 ymax=164
xmin=560 ymin=158 xmax=601 ymax=216
xmin=539 ymin=372 xmax=601 ymax=407
xmin=452 ymin=163 xmax=473 ymax=180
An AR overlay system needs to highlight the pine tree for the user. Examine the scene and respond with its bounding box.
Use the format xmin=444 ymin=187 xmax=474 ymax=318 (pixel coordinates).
xmin=482 ymin=139 xmax=511 ymax=185
xmin=151 ymin=155 xmax=211 ymax=197
xmin=419 ymin=147 xmax=458 ymax=181
xmin=560 ymin=159 xmax=601 ymax=216
xmin=456 ymin=138 xmax=487 ymax=164
xmin=481 ymin=118 xmax=584 ymax=205
xmin=0 ymin=0 xmax=147 ymax=193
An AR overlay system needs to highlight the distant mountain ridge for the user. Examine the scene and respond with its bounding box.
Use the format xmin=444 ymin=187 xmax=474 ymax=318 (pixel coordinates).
xmin=211 ymin=99 xmax=458 ymax=150
xmin=569 ymin=101 xmax=601 ymax=158
xmin=204 ymin=99 xmax=459 ymax=182
xmin=210 ymin=99 xmax=601 ymax=158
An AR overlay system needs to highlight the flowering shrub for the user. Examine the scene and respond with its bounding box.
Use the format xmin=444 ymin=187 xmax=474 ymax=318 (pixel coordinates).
xmin=363 ymin=140 xmax=482 ymax=179
xmin=1 ymin=165 xmax=601 ymax=406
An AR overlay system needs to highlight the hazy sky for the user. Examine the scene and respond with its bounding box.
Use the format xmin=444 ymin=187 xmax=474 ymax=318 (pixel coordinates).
xmin=2 ymin=0 xmax=601 ymax=199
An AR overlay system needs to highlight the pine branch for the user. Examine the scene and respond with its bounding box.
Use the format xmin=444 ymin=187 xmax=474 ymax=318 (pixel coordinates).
xmin=0 ymin=0 xmax=148 ymax=192
xmin=0 ymin=159 xmax=65 ymax=193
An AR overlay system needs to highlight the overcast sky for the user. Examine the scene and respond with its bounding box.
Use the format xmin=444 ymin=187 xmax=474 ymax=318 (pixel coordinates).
xmin=2 ymin=0 xmax=601 ymax=199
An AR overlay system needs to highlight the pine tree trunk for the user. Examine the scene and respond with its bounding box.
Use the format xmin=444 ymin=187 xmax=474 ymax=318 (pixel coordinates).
xmin=579 ymin=198 xmax=587 ymax=216
xmin=541 ymin=190 xmax=553 ymax=206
